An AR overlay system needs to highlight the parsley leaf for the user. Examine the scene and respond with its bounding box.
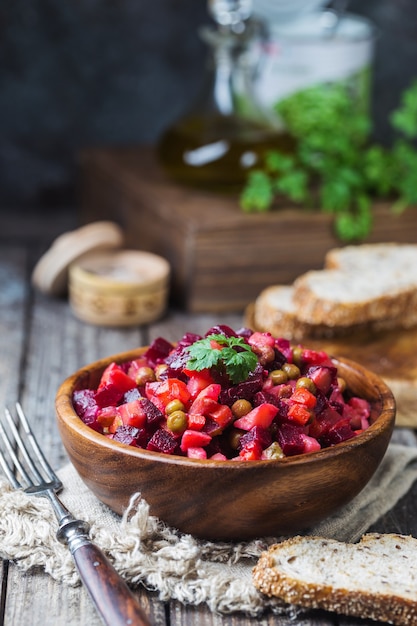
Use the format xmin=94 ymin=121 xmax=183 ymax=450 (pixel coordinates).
xmin=240 ymin=170 xmax=273 ymax=212
xmin=186 ymin=334 xmax=258 ymax=384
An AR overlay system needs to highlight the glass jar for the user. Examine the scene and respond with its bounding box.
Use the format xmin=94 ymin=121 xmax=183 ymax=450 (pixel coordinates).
xmin=157 ymin=5 xmax=294 ymax=191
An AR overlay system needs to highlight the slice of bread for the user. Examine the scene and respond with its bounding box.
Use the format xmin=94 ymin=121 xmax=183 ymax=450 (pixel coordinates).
xmin=292 ymin=267 xmax=417 ymax=327
xmin=253 ymin=533 xmax=417 ymax=625
xmin=325 ymin=242 xmax=417 ymax=272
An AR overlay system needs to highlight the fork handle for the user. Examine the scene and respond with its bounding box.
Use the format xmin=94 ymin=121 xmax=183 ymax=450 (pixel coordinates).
xmin=58 ymin=518 xmax=151 ymax=626
xmin=71 ymin=540 xmax=152 ymax=626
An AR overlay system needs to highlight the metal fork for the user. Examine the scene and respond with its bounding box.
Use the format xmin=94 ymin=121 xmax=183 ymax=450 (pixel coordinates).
xmin=0 ymin=403 xmax=151 ymax=626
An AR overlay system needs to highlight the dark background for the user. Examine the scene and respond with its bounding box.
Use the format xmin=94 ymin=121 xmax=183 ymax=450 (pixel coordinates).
xmin=0 ymin=0 xmax=416 ymax=211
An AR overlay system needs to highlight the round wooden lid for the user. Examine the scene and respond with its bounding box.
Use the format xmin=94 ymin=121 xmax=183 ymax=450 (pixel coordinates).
xmin=31 ymin=221 xmax=124 ymax=296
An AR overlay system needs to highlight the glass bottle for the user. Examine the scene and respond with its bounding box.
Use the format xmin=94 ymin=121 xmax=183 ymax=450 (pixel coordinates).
xmin=157 ymin=0 xmax=294 ymax=192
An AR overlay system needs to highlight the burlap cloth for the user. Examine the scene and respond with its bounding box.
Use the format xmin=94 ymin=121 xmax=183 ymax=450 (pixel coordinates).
xmin=1 ymin=443 xmax=417 ymax=617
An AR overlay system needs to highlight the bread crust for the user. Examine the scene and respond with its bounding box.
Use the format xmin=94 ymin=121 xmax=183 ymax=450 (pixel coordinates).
xmin=253 ymin=534 xmax=417 ymax=626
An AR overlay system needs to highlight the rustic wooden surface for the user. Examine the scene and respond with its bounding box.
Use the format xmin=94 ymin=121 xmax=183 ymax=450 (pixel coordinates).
xmin=1 ymin=208 xmax=417 ymax=625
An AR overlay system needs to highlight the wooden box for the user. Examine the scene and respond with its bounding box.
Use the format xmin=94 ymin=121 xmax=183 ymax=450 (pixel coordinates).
xmin=79 ymin=147 xmax=417 ymax=313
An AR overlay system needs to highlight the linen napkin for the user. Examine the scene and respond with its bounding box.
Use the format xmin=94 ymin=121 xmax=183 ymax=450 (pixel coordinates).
xmin=1 ymin=442 xmax=417 ymax=617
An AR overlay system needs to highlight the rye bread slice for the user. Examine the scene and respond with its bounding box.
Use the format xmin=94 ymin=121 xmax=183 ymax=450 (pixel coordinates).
xmin=253 ymin=533 xmax=417 ymax=626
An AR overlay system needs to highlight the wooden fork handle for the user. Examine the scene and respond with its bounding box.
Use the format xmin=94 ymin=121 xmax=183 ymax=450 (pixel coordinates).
xmin=72 ymin=540 xmax=152 ymax=626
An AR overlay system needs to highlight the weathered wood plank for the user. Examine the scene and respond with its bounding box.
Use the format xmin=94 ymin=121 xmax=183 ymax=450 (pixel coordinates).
xmin=0 ymin=246 xmax=28 ymax=407
xmin=4 ymin=564 xmax=166 ymax=625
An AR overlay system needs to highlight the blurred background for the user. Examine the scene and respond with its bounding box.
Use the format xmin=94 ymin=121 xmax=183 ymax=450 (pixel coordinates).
xmin=0 ymin=0 xmax=416 ymax=212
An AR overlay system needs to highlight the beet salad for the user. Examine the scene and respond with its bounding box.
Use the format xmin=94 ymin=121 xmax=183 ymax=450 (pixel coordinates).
xmin=72 ymin=325 xmax=372 ymax=461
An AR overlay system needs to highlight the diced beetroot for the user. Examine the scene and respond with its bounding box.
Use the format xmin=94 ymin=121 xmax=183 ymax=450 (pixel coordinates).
xmin=301 ymin=349 xmax=333 ymax=367
xmin=320 ymin=418 xmax=356 ymax=446
xmin=204 ymin=432 xmax=224 ymax=456
xmin=72 ymin=389 xmax=99 ymax=427
xmin=218 ymin=363 xmax=264 ymax=406
xmin=239 ymin=426 xmax=272 ymax=451
xmin=276 ymin=422 xmax=306 ymax=456
xmin=202 ymin=417 xmax=223 ymax=437
xmin=113 ymin=425 xmax=148 ymax=447
xmin=269 ymin=348 xmax=287 ymax=371
xmin=139 ymin=398 xmax=164 ymax=428
xmin=95 ymin=363 xmax=137 ymax=407
xmin=187 ymin=447 xmax=207 ymax=459
xmin=233 ymin=403 xmax=278 ymax=431
xmin=253 ymin=390 xmax=279 ymax=407
xmin=274 ymin=337 xmax=292 ymax=361
xmin=180 ymin=429 xmax=212 ymax=452
xmin=307 ymin=366 xmax=338 ymax=394
xmin=239 ymin=440 xmax=263 ymax=461
xmin=235 ymin=327 xmax=253 ymax=339
xmin=308 ymin=406 xmax=342 ymax=439
xmin=205 ymin=325 xmax=238 ymax=338
xmin=144 ymin=337 xmax=174 ymax=367
xmin=147 ymin=428 xmax=178 ymax=454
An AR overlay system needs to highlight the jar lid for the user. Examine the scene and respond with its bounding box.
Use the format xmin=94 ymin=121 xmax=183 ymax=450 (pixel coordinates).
xmin=68 ymin=250 xmax=170 ymax=327
xmin=31 ymin=221 xmax=125 ymax=296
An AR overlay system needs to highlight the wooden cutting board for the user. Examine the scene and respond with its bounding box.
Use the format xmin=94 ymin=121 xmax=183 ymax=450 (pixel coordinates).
xmin=246 ymin=303 xmax=417 ymax=428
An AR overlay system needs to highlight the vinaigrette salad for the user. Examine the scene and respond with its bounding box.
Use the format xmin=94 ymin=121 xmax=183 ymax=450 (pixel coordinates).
xmin=72 ymin=325 xmax=371 ymax=461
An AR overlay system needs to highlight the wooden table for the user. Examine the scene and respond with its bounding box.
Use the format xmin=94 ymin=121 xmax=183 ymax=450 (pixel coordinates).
xmin=1 ymin=208 xmax=417 ymax=626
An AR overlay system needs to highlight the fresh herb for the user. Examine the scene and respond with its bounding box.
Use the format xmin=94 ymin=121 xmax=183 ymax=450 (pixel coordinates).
xmin=186 ymin=334 xmax=258 ymax=384
xmin=240 ymin=79 xmax=417 ymax=241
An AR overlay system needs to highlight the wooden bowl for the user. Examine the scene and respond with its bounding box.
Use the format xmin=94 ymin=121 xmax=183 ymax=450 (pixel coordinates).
xmin=55 ymin=348 xmax=396 ymax=541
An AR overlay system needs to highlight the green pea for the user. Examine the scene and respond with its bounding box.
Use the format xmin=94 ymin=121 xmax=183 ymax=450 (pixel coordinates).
xmin=282 ymin=362 xmax=301 ymax=380
xmin=232 ymin=399 xmax=252 ymax=418
xmin=296 ymin=377 xmax=317 ymax=394
xmin=269 ymin=369 xmax=288 ymax=385
xmin=167 ymin=410 xmax=187 ymax=433
xmin=166 ymin=399 xmax=185 ymax=415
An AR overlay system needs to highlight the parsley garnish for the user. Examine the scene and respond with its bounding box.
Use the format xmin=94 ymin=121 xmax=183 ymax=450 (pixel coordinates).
xmin=186 ymin=334 xmax=258 ymax=384
xmin=240 ymin=78 xmax=417 ymax=242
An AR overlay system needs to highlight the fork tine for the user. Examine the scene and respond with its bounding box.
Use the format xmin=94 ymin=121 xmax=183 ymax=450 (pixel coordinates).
xmin=14 ymin=402 xmax=61 ymax=486
xmin=0 ymin=412 xmax=28 ymax=488
xmin=4 ymin=405 xmax=47 ymax=485
xmin=0 ymin=417 xmax=21 ymax=488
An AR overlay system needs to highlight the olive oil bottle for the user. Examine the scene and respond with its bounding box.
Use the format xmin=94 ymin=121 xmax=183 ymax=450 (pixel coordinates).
xmin=157 ymin=1 xmax=294 ymax=192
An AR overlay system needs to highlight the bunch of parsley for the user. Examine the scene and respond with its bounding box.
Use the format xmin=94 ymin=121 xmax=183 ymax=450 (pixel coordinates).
xmin=240 ymin=79 xmax=417 ymax=241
